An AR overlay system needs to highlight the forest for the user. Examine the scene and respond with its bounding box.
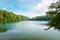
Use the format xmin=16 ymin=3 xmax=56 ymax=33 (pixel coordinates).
xmin=31 ymin=15 xmax=53 ymax=21
xmin=0 ymin=10 xmax=29 ymax=23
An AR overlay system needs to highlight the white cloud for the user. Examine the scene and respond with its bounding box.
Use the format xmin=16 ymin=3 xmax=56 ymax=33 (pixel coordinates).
xmin=34 ymin=0 xmax=58 ymax=15
xmin=23 ymin=12 xmax=46 ymax=18
xmin=11 ymin=0 xmax=58 ymax=18
xmin=14 ymin=12 xmax=43 ymax=18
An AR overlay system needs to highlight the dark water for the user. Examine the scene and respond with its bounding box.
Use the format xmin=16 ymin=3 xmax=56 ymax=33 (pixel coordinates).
xmin=0 ymin=21 xmax=60 ymax=40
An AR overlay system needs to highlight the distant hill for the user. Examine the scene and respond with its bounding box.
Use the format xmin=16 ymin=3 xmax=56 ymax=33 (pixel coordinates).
xmin=31 ymin=15 xmax=53 ymax=21
xmin=0 ymin=10 xmax=29 ymax=23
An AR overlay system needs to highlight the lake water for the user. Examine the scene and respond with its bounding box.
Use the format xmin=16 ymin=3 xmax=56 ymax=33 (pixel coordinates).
xmin=0 ymin=21 xmax=60 ymax=40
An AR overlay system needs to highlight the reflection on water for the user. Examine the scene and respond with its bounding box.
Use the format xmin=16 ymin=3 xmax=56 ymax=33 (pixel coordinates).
xmin=0 ymin=27 xmax=7 ymax=33
xmin=0 ymin=23 xmax=8 ymax=33
xmin=0 ymin=21 xmax=60 ymax=40
xmin=0 ymin=23 xmax=17 ymax=33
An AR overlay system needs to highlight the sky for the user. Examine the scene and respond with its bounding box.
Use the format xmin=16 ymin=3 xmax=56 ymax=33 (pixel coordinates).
xmin=0 ymin=0 xmax=58 ymax=18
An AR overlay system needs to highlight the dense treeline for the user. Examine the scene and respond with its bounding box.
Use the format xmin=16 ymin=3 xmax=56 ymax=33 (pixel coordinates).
xmin=0 ymin=10 xmax=29 ymax=23
xmin=45 ymin=0 xmax=60 ymax=30
xmin=31 ymin=15 xmax=53 ymax=21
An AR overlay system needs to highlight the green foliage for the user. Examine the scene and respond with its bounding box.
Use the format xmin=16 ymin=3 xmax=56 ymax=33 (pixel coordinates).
xmin=31 ymin=15 xmax=52 ymax=21
xmin=46 ymin=10 xmax=57 ymax=16
xmin=0 ymin=10 xmax=29 ymax=23
xmin=49 ymin=2 xmax=60 ymax=9
xmin=46 ymin=0 xmax=60 ymax=30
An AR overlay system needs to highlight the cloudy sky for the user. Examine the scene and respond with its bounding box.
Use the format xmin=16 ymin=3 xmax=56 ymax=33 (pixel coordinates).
xmin=0 ymin=0 xmax=58 ymax=18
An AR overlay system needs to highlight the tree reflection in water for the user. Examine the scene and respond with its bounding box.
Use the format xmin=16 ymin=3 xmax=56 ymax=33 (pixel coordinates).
xmin=0 ymin=23 xmax=8 ymax=33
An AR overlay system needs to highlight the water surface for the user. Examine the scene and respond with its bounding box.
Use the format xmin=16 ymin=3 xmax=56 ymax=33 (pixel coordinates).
xmin=0 ymin=21 xmax=60 ymax=40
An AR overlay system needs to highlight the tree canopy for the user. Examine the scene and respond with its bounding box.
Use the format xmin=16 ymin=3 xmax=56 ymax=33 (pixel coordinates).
xmin=31 ymin=15 xmax=52 ymax=21
xmin=45 ymin=0 xmax=60 ymax=30
xmin=0 ymin=10 xmax=29 ymax=23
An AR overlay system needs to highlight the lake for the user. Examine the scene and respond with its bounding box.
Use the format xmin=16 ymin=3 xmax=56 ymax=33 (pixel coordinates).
xmin=0 ymin=21 xmax=60 ymax=40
